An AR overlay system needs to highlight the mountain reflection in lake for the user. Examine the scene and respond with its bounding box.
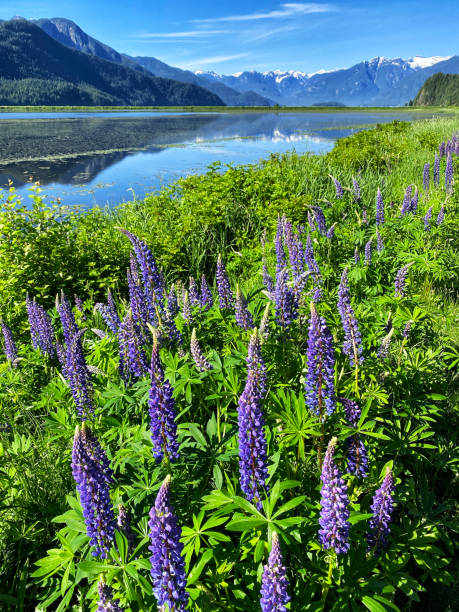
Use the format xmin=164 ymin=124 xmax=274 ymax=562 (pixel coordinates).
xmin=0 ymin=110 xmax=429 ymax=207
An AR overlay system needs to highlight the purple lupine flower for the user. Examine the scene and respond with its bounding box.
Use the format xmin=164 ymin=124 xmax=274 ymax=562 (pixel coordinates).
xmin=410 ymin=187 xmax=419 ymax=215
xmin=163 ymin=307 xmax=183 ymax=349
xmin=262 ymin=262 xmax=275 ymax=297
xmin=367 ymin=468 xmax=395 ymax=554
xmin=305 ymin=303 xmax=335 ymax=420
xmin=362 ymin=207 xmax=368 ymax=225
xmin=274 ymin=268 xmax=298 ymax=330
xmin=260 ymin=532 xmax=290 ymax=612
xmin=216 ymin=255 xmax=233 ymax=309
xmin=354 ymin=247 xmax=360 ymax=265
xmin=436 ymin=206 xmax=445 ymax=226
xmin=376 ymin=189 xmax=385 ymax=225
xmin=304 ymin=234 xmax=320 ymax=277
xmin=237 ymin=330 xmax=269 ymax=508
xmin=97 ymin=579 xmax=124 ymax=612
xmin=117 ymin=504 xmax=136 ymax=555
xmin=275 ymin=216 xmax=287 ymax=273
xmin=95 ymin=293 xmax=121 ymax=335
xmin=340 ymin=398 xmax=368 ymax=478
xmin=424 ymin=205 xmax=433 ymax=230
xmin=26 ymin=295 xmax=55 ymax=356
xmin=166 ymin=285 xmax=179 ymax=318
xmin=394 ymin=263 xmax=413 ymax=298
xmin=400 ymin=185 xmax=412 ymax=217
xmin=352 ymin=178 xmax=361 ymax=201
xmin=190 ymin=328 xmax=212 ymax=372
xmin=74 ymin=294 xmax=86 ymax=319
xmin=376 ymin=231 xmax=384 ymax=253
xmin=148 ymin=475 xmax=188 ymax=611
xmin=284 ymin=222 xmax=304 ymax=277
xmin=71 ymin=424 xmax=116 ymax=558
xmin=439 ymin=141 xmax=446 ymax=158
xmin=182 ymin=291 xmax=193 ymax=324
xmin=128 ymin=253 xmax=151 ymax=334
xmin=402 ymin=320 xmax=412 ymax=339
xmin=364 ymin=238 xmax=372 ymax=266
xmin=118 ymin=229 xmax=164 ymax=322
xmin=235 ymin=286 xmax=254 ymax=331
xmin=326 ymin=222 xmax=338 ymax=239
xmin=434 ymin=153 xmax=440 ymax=186
xmin=423 ymin=163 xmax=430 ymax=191
xmin=64 ymin=329 xmax=94 ymax=419
xmin=1 ymin=320 xmax=17 ymax=365
xmin=332 ymin=176 xmax=343 ymax=199
xmin=312 ymin=205 xmax=327 ymax=236
xmin=377 ymin=328 xmax=394 ymax=359
xmin=58 ymin=291 xmax=78 ymax=346
xmin=200 ymin=274 xmax=213 ymax=310
xmin=319 ymin=437 xmax=350 ymax=554
xmin=445 ymin=153 xmax=453 ymax=191
xmin=188 ymin=277 xmax=200 ymax=306
xmin=148 ymin=338 xmax=179 ymax=462
xmin=337 ymin=268 xmax=363 ymax=366
xmin=307 ymin=211 xmax=316 ymax=232
xmin=118 ymin=311 xmax=148 ymax=380
xmin=259 ymin=302 xmax=271 ymax=341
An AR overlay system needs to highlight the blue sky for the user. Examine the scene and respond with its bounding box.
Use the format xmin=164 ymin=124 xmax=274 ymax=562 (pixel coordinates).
xmin=1 ymin=1 xmax=458 ymax=73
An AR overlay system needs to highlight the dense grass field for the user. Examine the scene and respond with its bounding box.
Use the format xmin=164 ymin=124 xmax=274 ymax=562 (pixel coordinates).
xmin=0 ymin=117 xmax=457 ymax=611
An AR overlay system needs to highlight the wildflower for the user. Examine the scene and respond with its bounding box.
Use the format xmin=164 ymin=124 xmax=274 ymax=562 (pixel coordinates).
xmin=340 ymin=399 xmax=368 ymax=478
xmin=364 ymin=238 xmax=372 ymax=266
xmin=367 ymin=468 xmax=395 ymax=554
xmin=394 ymin=263 xmax=413 ymax=298
xmin=117 ymin=504 xmax=136 ymax=555
xmin=262 ymin=262 xmax=275 ymax=297
xmin=337 ymin=268 xmax=363 ymax=366
xmin=274 ymin=268 xmax=297 ymax=330
xmin=190 ymin=328 xmax=212 ymax=372
xmin=307 ymin=211 xmax=316 ymax=232
xmin=424 ymin=206 xmax=433 ymax=230
xmin=148 ymin=475 xmax=188 ymax=611
xmin=237 ymin=330 xmax=269 ymax=508
xmin=235 ymin=286 xmax=254 ymax=330
xmin=71 ymin=424 xmax=116 ymax=558
xmin=216 ymin=255 xmax=233 ymax=309
xmin=26 ymin=295 xmax=54 ymax=356
xmin=434 ymin=153 xmax=440 ymax=186
xmin=352 ymin=178 xmax=361 ymax=201
xmin=1 ymin=320 xmax=17 ymax=365
xmin=331 ymin=176 xmax=343 ymax=199
xmin=402 ymin=320 xmax=412 ymax=339
xmin=312 ymin=205 xmax=327 ymax=235
xmin=96 ymin=289 xmax=121 ymax=335
xmin=275 ymin=215 xmax=287 ymax=273
xmin=445 ymin=153 xmax=453 ymax=191
xmin=259 ymin=302 xmax=271 ymax=341
xmin=410 ymin=187 xmax=419 ymax=214
xmin=58 ymin=291 xmax=78 ymax=346
xmin=400 ymin=185 xmax=412 ymax=216
xmin=354 ymin=247 xmax=360 ymax=265
xmin=97 ymin=578 xmax=124 ymax=612
xmin=260 ymin=532 xmax=290 ymax=612
xmin=166 ymin=285 xmax=179 ymax=318
xmin=118 ymin=311 xmax=148 ymax=379
xmin=319 ymin=437 xmax=350 ymax=554
xmin=148 ymin=338 xmax=179 ymax=462
xmin=439 ymin=141 xmax=446 ymax=158
xmin=437 ymin=206 xmax=445 ymax=226
xmin=65 ymin=329 xmax=94 ymax=419
xmin=376 ymin=231 xmax=383 ymax=253
xmin=188 ymin=277 xmax=200 ymax=306
xmin=200 ymin=274 xmax=213 ymax=310
xmin=376 ymin=188 xmax=385 ymax=225
xmin=74 ymin=294 xmax=86 ymax=319
xmin=305 ymin=303 xmax=335 ymax=419
xmin=377 ymin=328 xmax=394 ymax=359
xmin=327 ymin=222 xmax=338 ymax=239
xmin=362 ymin=207 xmax=368 ymax=225
xmin=284 ymin=221 xmax=304 ymax=277
xmin=182 ymin=291 xmax=193 ymax=324
xmin=423 ymin=163 xmax=430 ymax=191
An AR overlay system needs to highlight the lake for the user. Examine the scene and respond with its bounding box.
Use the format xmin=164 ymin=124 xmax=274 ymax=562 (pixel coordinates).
xmin=0 ymin=109 xmax=433 ymax=208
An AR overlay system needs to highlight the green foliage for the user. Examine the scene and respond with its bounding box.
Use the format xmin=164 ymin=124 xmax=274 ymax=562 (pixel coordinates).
xmin=413 ymin=73 xmax=459 ymax=107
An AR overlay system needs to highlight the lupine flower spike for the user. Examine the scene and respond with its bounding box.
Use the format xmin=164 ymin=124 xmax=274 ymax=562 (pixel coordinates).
xmin=337 ymin=268 xmax=363 ymax=368
xmin=235 ymin=285 xmax=254 ymax=330
xmin=274 ymin=268 xmax=297 ymax=330
xmin=216 ymin=255 xmax=233 ymax=309
xmin=423 ymin=163 xmax=430 ymax=191
xmin=26 ymin=295 xmax=55 ymax=356
xmin=149 ymin=335 xmax=180 ymax=463
xmin=331 ymin=176 xmax=343 ymax=199
xmin=352 ymin=178 xmax=361 ymax=201
xmin=436 ymin=206 xmax=445 ymax=226
xmin=118 ymin=311 xmax=148 ymax=380
xmin=188 ymin=277 xmax=200 ymax=306
xmin=148 ymin=475 xmax=188 ymax=611
xmin=364 ymin=238 xmax=372 ymax=266
xmin=400 ymin=185 xmax=412 ymax=217
xmin=376 ymin=231 xmax=383 ymax=253
xmin=259 ymin=302 xmax=271 ymax=341
xmin=1 ymin=320 xmax=18 ymax=366
xmin=340 ymin=399 xmax=368 ymax=478
xmin=200 ymin=274 xmax=213 ymax=310
xmin=394 ymin=263 xmax=413 ymax=298
xmin=377 ymin=327 xmax=394 ymax=359
xmin=190 ymin=328 xmax=212 ymax=372
xmin=305 ymin=303 xmax=335 ymax=420
xmin=71 ymin=424 xmax=116 ymax=558
xmin=424 ymin=205 xmax=433 ymax=230
xmin=97 ymin=577 xmax=124 ymax=612
xmin=410 ymin=187 xmax=419 ymax=214
xmin=237 ymin=329 xmax=269 ymax=508
xmin=319 ymin=437 xmax=350 ymax=554
xmin=117 ymin=504 xmax=136 ymax=555
xmin=376 ymin=188 xmax=385 ymax=225
xmin=445 ymin=153 xmax=453 ymax=192
xmin=433 ymin=153 xmax=440 ymax=186
xmin=367 ymin=467 xmax=395 ymax=554
xmin=260 ymin=532 xmax=290 ymax=612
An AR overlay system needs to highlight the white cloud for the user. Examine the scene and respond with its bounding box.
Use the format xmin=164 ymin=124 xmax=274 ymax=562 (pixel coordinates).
xmin=193 ymin=3 xmax=334 ymax=24
xmin=177 ymin=53 xmax=249 ymax=68
xmin=134 ymin=30 xmax=231 ymax=39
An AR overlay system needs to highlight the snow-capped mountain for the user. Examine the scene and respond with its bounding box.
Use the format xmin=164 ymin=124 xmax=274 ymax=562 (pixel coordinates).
xmin=196 ymin=55 xmax=458 ymax=106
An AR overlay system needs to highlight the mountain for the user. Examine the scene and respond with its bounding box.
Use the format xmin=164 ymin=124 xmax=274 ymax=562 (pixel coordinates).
xmin=32 ymin=17 xmax=273 ymax=106
xmin=0 ymin=19 xmax=224 ymax=106
xmin=196 ymin=56 xmax=458 ymax=106
xmin=412 ymin=72 xmax=459 ymax=106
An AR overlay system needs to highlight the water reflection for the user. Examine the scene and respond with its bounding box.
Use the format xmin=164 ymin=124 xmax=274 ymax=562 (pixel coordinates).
xmin=0 ymin=110 xmax=428 ymax=207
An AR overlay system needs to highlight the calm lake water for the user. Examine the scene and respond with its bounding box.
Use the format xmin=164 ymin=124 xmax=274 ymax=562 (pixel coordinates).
xmin=0 ymin=110 xmax=431 ymax=208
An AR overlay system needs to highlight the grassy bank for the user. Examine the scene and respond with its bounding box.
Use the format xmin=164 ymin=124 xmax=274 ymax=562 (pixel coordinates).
xmin=0 ymin=117 xmax=458 ymax=610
